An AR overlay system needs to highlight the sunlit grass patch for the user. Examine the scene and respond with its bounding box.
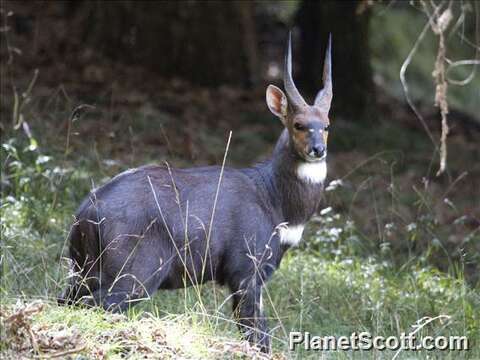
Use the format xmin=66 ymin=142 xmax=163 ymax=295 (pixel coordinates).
xmin=0 ymin=301 xmax=271 ymax=359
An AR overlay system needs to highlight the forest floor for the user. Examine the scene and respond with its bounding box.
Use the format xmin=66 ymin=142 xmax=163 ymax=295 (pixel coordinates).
xmin=1 ymin=60 xmax=480 ymax=358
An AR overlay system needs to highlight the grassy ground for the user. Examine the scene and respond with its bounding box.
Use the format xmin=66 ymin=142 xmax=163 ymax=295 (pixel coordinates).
xmin=1 ymin=253 xmax=477 ymax=359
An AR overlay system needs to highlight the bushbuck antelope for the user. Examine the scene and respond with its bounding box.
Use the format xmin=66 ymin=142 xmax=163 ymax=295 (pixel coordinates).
xmin=60 ymin=33 xmax=332 ymax=352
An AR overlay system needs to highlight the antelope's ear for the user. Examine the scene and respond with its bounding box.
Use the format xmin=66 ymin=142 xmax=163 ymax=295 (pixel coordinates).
xmin=266 ymin=85 xmax=287 ymax=125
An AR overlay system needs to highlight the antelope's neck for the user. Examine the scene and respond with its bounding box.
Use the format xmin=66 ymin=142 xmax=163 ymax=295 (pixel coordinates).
xmin=254 ymin=130 xmax=326 ymax=227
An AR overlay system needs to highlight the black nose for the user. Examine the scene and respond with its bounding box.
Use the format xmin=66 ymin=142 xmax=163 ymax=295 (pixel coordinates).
xmin=312 ymin=146 xmax=325 ymax=158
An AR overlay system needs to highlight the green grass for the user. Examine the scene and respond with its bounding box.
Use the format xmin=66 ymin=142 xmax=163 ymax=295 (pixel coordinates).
xmin=1 ymin=254 xmax=478 ymax=358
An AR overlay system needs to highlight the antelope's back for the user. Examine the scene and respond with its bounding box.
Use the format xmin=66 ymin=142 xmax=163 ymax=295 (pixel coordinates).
xmin=72 ymin=164 xmax=278 ymax=258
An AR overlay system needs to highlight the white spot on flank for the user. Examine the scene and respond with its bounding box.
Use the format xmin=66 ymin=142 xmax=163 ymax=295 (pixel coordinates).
xmin=278 ymin=224 xmax=305 ymax=247
xmin=297 ymin=160 xmax=327 ymax=184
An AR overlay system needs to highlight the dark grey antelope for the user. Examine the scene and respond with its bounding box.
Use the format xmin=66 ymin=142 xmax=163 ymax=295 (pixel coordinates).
xmin=60 ymin=34 xmax=333 ymax=352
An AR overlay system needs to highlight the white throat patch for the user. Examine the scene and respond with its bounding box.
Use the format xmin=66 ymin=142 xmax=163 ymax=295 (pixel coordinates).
xmin=278 ymin=224 xmax=305 ymax=247
xmin=296 ymin=160 xmax=327 ymax=184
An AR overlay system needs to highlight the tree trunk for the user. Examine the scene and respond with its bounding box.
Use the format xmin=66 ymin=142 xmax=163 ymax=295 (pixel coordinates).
xmin=83 ymin=0 xmax=259 ymax=87
xmin=296 ymin=0 xmax=374 ymax=121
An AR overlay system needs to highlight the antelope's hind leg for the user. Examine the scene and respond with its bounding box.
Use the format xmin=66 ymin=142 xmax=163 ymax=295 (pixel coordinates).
xmin=91 ymin=235 xmax=171 ymax=312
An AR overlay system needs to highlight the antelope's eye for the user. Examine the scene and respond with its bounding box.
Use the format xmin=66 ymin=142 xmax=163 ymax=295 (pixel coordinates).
xmin=324 ymin=125 xmax=330 ymax=132
xmin=294 ymin=123 xmax=306 ymax=131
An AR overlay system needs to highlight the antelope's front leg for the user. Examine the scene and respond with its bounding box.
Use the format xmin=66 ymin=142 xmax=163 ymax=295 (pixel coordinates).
xmin=232 ymin=281 xmax=270 ymax=353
